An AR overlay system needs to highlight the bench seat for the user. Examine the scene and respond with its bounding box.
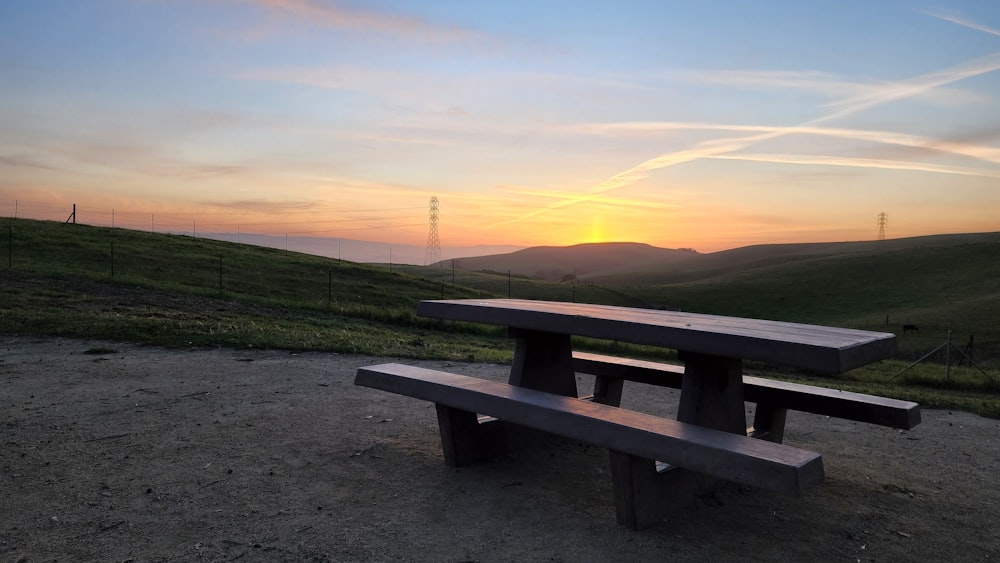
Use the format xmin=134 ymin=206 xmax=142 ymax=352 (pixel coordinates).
xmin=572 ymin=351 xmax=921 ymax=442
xmin=356 ymin=362 xmax=824 ymax=528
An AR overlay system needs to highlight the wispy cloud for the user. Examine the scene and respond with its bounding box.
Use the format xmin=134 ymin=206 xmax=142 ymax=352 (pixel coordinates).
xmin=675 ymin=69 xmax=981 ymax=106
xmin=677 ymin=69 xmax=869 ymax=99
xmin=709 ymin=153 xmax=1000 ymax=179
xmin=494 ymin=52 xmax=1000 ymax=227
xmin=819 ymin=52 xmax=1000 ymax=121
xmin=239 ymin=0 xmax=487 ymax=45
xmin=209 ymin=199 xmax=317 ymax=214
xmin=20 ymin=136 xmax=249 ymax=181
xmin=922 ymin=10 xmax=1000 ymax=38
xmin=498 ymin=186 xmax=684 ymax=210
xmin=240 ymin=65 xmax=435 ymax=99
xmin=0 ymin=153 xmax=60 ymax=171
xmin=581 ymin=122 xmax=1000 ymax=165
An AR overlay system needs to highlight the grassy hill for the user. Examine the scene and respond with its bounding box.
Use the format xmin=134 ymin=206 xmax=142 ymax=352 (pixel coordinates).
xmin=456 ymin=232 xmax=1000 ymax=286
xmin=444 ymin=242 xmax=698 ymax=281
xmin=2 ymin=217 xmax=997 ymax=416
xmin=0 ymin=218 xmax=508 ymax=361
xmin=626 ymin=236 xmax=1000 ymax=327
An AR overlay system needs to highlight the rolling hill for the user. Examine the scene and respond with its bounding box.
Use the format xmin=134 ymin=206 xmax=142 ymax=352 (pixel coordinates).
xmin=438 ymin=233 xmax=1000 ymax=364
xmin=443 ymin=242 xmax=698 ymax=281
xmin=2 ymin=218 xmax=998 ymax=370
xmin=449 ymin=232 xmax=1000 ymax=286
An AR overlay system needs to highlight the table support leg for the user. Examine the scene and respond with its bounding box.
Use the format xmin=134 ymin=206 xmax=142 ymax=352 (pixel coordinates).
xmin=508 ymin=329 xmax=578 ymax=397
xmin=676 ymin=352 xmax=747 ymax=433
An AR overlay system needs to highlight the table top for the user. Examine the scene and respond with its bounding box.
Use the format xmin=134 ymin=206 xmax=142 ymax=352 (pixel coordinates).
xmin=417 ymin=299 xmax=897 ymax=375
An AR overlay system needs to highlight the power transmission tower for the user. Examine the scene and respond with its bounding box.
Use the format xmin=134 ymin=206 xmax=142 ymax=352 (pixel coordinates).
xmin=424 ymin=196 xmax=442 ymax=266
xmin=877 ymin=212 xmax=887 ymax=243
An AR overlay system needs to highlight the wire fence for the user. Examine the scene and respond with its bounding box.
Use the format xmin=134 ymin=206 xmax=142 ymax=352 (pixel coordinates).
xmin=0 ymin=198 xmax=649 ymax=305
xmin=1 ymin=198 xmax=432 ymax=265
xmin=0 ymin=215 xmax=476 ymax=312
xmin=0 ymin=211 xmax=652 ymax=312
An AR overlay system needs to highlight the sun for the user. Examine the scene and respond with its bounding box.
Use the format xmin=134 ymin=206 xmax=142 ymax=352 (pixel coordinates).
xmin=584 ymin=216 xmax=607 ymax=243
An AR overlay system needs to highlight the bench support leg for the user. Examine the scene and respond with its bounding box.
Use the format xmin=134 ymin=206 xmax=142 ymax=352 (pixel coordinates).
xmin=605 ymin=352 xmax=749 ymax=527
xmin=435 ymin=405 xmax=507 ymax=467
xmin=592 ymin=376 xmax=624 ymax=406
xmin=609 ymin=451 xmax=698 ymax=529
xmin=751 ymin=404 xmax=788 ymax=443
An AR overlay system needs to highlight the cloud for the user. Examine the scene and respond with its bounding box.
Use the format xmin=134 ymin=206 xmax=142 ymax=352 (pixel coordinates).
xmin=0 ymin=153 xmax=60 ymax=171
xmin=182 ymin=165 xmax=246 ymax=179
xmin=922 ymin=10 xmax=1000 ymax=38
xmin=497 ymin=186 xmax=684 ymax=210
xmin=164 ymin=108 xmax=258 ymax=132
xmin=200 ymin=196 xmax=428 ymax=233
xmin=708 ymin=153 xmax=1000 ymax=179
xmin=239 ymin=65 xmax=645 ymax=122
xmin=676 ymin=69 xmax=868 ymax=99
xmin=819 ymin=52 xmax=1000 ymax=122
xmin=240 ymin=65 xmax=428 ymax=97
xmin=496 ymin=52 xmax=1000 ymax=227
xmin=208 ymin=199 xmax=317 ymax=214
xmin=581 ymin=122 xmax=1000 ymax=165
xmin=674 ymin=69 xmax=981 ymax=106
xmin=21 ymin=136 xmax=249 ymax=181
xmin=239 ymin=0 xmax=486 ymax=45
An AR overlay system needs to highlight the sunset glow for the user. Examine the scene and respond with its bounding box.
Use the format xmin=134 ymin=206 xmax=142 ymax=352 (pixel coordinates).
xmin=2 ymin=1 xmax=999 ymax=261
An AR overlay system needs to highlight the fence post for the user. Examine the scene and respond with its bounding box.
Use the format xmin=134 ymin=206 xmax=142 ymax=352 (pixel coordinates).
xmin=218 ymin=256 xmax=223 ymax=293
xmin=7 ymin=225 xmax=11 ymax=268
xmin=946 ymin=330 xmax=952 ymax=381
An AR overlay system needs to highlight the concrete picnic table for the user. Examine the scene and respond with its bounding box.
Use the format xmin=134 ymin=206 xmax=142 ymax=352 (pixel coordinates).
xmin=357 ymin=299 xmax=919 ymax=528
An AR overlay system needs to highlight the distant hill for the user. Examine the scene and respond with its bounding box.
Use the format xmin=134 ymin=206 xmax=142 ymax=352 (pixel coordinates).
xmin=196 ymin=232 xmax=522 ymax=265
xmin=445 ymin=242 xmax=699 ymax=281
xmin=451 ymin=232 xmax=1000 ymax=285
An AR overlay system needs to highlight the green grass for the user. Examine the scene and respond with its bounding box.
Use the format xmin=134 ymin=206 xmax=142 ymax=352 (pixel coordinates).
xmin=616 ymin=241 xmax=1000 ymax=366
xmin=0 ymin=218 xmax=507 ymax=361
xmin=391 ymin=263 xmax=650 ymax=307
xmin=1 ymin=217 xmax=997 ymax=418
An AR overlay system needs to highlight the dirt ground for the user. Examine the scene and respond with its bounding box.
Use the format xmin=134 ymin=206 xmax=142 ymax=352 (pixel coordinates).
xmin=1 ymin=336 xmax=998 ymax=562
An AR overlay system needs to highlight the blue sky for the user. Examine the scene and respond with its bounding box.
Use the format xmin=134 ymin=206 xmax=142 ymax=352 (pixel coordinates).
xmin=1 ymin=0 xmax=999 ymax=255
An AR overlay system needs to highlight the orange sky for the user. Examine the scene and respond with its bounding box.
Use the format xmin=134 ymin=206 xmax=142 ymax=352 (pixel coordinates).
xmin=2 ymin=2 xmax=999 ymax=256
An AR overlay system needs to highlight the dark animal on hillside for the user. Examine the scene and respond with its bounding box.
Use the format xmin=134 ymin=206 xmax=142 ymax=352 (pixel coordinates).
xmin=903 ymin=324 xmax=919 ymax=333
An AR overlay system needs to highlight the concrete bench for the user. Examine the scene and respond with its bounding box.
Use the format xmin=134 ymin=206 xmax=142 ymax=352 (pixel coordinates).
xmin=355 ymin=362 xmax=825 ymax=529
xmin=572 ymin=351 xmax=921 ymax=442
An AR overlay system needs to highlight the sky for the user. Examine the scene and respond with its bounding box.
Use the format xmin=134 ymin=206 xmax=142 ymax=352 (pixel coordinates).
xmin=2 ymin=0 xmax=999 ymax=259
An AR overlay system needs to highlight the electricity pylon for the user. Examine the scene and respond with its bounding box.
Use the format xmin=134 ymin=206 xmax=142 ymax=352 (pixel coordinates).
xmin=424 ymin=197 xmax=442 ymax=266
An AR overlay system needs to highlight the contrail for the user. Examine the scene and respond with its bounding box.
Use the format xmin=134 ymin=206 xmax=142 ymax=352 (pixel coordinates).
xmin=492 ymin=50 xmax=1000 ymax=228
xmin=584 ymin=122 xmax=1000 ymax=165
xmin=709 ymin=153 xmax=1000 ymax=179
xmin=923 ymin=10 xmax=1000 ymax=38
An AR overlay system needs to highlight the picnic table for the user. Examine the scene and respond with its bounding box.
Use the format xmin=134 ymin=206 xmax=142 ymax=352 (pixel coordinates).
xmin=355 ymin=299 xmax=921 ymax=529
